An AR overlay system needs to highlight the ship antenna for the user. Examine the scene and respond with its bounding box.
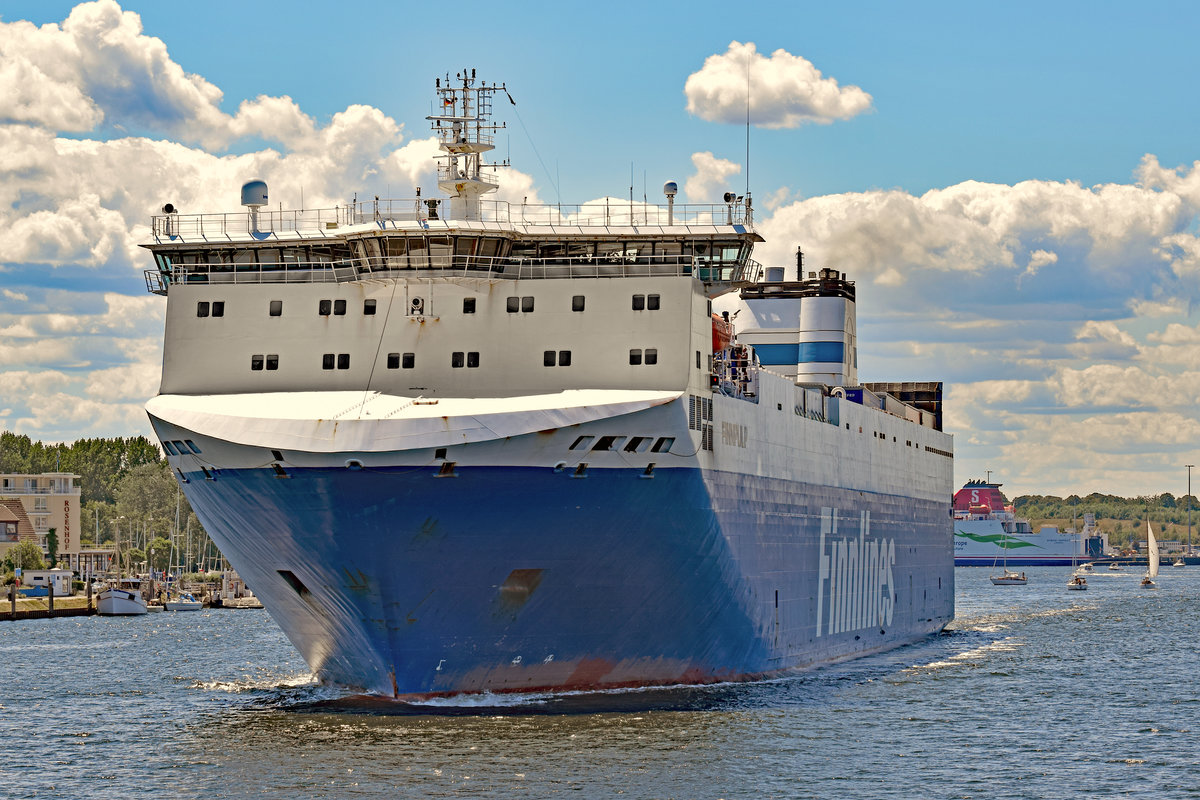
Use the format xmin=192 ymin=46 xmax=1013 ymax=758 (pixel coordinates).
xmin=745 ymin=51 xmax=751 ymax=198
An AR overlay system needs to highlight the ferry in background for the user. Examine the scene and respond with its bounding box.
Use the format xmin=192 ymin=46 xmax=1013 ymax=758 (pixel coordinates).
xmin=953 ymin=479 xmax=1100 ymax=566
xmin=142 ymin=73 xmax=955 ymax=698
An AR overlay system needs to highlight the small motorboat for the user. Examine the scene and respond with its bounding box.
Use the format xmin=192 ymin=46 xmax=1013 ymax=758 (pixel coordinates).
xmin=1066 ymin=574 xmax=1087 ymax=591
xmin=164 ymin=591 xmax=203 ymax=611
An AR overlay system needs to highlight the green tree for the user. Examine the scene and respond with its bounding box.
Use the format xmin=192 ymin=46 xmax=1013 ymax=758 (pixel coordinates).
xmin=45 ymin=527 xmax=58 ymax=568
xmin=148 ymin=536 xmax=172 ymax=572
xmin=5 ymin=541 xmax=45 ymax=572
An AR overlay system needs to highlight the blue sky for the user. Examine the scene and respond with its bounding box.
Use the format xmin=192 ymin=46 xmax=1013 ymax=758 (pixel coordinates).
xmin=3 ymin=0 xmax=1200 ymax=499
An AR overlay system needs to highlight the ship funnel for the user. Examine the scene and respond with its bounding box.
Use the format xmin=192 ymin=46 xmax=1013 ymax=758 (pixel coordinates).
xmin=796 ymin=268 xmax=857 ymax=386
xmin=663 ymin=181 xmax=678 ymax=225
xmin=241 ymin=179 xmax=268 ymax=234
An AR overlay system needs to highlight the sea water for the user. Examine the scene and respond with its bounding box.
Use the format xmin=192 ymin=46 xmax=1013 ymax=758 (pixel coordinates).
xmin=1 ymin=566 xmax=1195 ymax=799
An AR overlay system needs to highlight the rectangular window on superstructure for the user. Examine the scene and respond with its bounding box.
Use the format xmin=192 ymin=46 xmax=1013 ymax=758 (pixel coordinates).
xmin=558 ymin=350 xmax=571 ymax=366
xmin=572 ymin=295 xmax=585 ymax=312
xmin=319 ymin=299 xmax=332 ymax=316
xmin=629 ymin=349 xmax=642 ymax=365
xmin=591 ymin=436 xmax=624 ymax=452
xmin=197 ymin=301 xmax=210 ymax=317
xmin=651 ymin=437 xmax=675 ymax=453
xmin=334 ymin=299 xmax=346 ymax=316
xmin=322 ymin=353 xmax=335 ymax=370
xmin=451 ymin=352 xmax=464 ymax=368
xmin=463 ymin=297 xmax=476 ymax=314
xmin=645 ymin=348 xmax=658 ymax=365
xmin=521 ymin=296 xmax=534 ymax=312
xmin=544 ymin=350 xmax=556 ymax=367
xmin=506 ymin=297 xmax=519 ymax=313
xmin=337 ymin=353 xmax=350 ymax=370
xmin=266 ymin=355 xmax=278 ymax=370
xmin=269 ymin=300 xmax=282 ymax=317
xmin=184 ymin=440 xmax=202 ymax=454
xmin=364 ymin=299 xmax=377 ymax=315
xmin=387 ymin=353 xmax=400 ymax=369
xmin=569 ymin=435 xmax=593 ymax=450
xmin=212 ymin=301 xmax=225 ymax=317
xmin=467 ymin=352 xmax=480 ymax=368
xmin=251 ymin=355 xmax=264 ymax=371
xmin=162 ymin=441 xmax=178 ymax=456
xmin=632 ymin=294 xmax=645 ymax=311
xmin=402 ymin=353 xmax=415 ymax=369
xmin=647 ymin=294 xmax=660 ymax=310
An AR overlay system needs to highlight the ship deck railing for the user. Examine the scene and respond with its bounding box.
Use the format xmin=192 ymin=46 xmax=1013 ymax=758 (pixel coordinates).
xmin=149 ymin=198 xmax=754 ymax=241
xmin=144 ymin=254 xmax=763 ymax=293
xmin=711 ymin=348 xmax=761 ymax=404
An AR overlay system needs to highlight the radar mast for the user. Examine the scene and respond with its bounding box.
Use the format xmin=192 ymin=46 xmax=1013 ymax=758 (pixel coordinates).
xmin=427 ymin=70 xmax=507 ymax=221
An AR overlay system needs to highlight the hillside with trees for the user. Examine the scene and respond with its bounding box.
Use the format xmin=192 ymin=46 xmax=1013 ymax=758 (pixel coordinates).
xmin=1 ymin=432 xmax=218 ymax=574
xmin=1014 ymin=492 xmax=1200 ymax=550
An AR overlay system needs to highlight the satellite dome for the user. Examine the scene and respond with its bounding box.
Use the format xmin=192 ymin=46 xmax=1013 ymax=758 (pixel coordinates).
xmin=241 ymin=180 xmax=268 ymax=209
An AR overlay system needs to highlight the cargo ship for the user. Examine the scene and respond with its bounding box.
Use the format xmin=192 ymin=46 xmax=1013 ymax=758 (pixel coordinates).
xmin=142 ymin=73 xmax=955 ymax=698
xmin=953 ymin=479 xmax=1094 ymax=566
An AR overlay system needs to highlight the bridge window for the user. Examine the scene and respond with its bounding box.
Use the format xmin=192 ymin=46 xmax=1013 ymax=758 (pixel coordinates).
xmin=647 ymin=294 xmax=660 ymax=310
xmin=197 ymin=302 xmax=209 ymax=317
xmin=463 ymin=297 xmax=476 ymax=314
xmin=266 ymin=355 xmax=278 ymax=370
xmin=645 ymin=348 xmax=658 ymax=365
xmin=322 ymin=354 xmax=334 ymax=370
xmin=212 ymin=301 xmax=225 ymax=317
xmin=319 ymin=300 xmax=331 ymax=316
xmin=364 ymin=299 xmax=376 ymax=315
xmin=651 ymin=437 xmax=675 ymax=453
xmin=251 ymin=355 xmax=263 ymax=371
xmin=333 ymin=299 xmax=346 ymax=316
xmin=403 ymin=353 xmax=415 ymax=369
xmin=629 ymin=349 xmax=642 ymax=365
xmin=452 ymin=352 xmax=464 ymax=368
xmin=269 ymin=300 xmax=282 ymax=316
xmin=467 ymin=351 xmax=479 ymax=368
xmin=632 ymin=294 xmax=645 ymax=311
xmin=572 ymin=295 xmax=585 ymax=311
xmin=387 ymin=353 xmax=399 ymax=369
xmin=337 ymin=353 xmax=350 ymax=370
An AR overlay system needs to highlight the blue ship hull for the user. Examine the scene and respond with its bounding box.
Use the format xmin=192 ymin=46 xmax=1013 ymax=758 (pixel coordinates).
xmin=178 ymin=462 xmax=954 ymax=697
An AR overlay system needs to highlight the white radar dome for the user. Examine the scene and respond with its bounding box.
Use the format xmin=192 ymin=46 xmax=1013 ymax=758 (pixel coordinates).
xmin=663 ymin=181 xmax=678 ymax=198
xmin=241 ymin=179 xmax=269 ymax=208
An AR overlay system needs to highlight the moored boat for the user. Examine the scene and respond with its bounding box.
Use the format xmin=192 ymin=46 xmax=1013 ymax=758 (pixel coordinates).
xmin=96 ymin=579 xmax=148 ymax=616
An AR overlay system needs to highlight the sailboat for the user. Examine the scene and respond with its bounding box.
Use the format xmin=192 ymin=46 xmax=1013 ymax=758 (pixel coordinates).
xmin=990 ymin=534 xmax=1028 ymax=585
xmin=1140 ymin=521 xmax=1160 ymax=588
xmin=1067 ymin=526 xmax=1087 ymax=590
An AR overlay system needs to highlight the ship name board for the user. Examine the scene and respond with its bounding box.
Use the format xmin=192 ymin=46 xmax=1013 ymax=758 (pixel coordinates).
xmin=816 ymin=507 xmax=895 ymax=636
xmin=721 ymin=422 xmax=748 ymax=448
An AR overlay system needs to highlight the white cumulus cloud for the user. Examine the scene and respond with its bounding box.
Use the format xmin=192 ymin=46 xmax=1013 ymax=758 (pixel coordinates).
xmin=685 ymin=41 xmax=872 ymax=128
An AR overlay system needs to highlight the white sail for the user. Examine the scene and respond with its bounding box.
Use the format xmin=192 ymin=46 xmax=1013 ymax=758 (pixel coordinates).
xmin=1147 ymin=521 xmax=1160 ymax=579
